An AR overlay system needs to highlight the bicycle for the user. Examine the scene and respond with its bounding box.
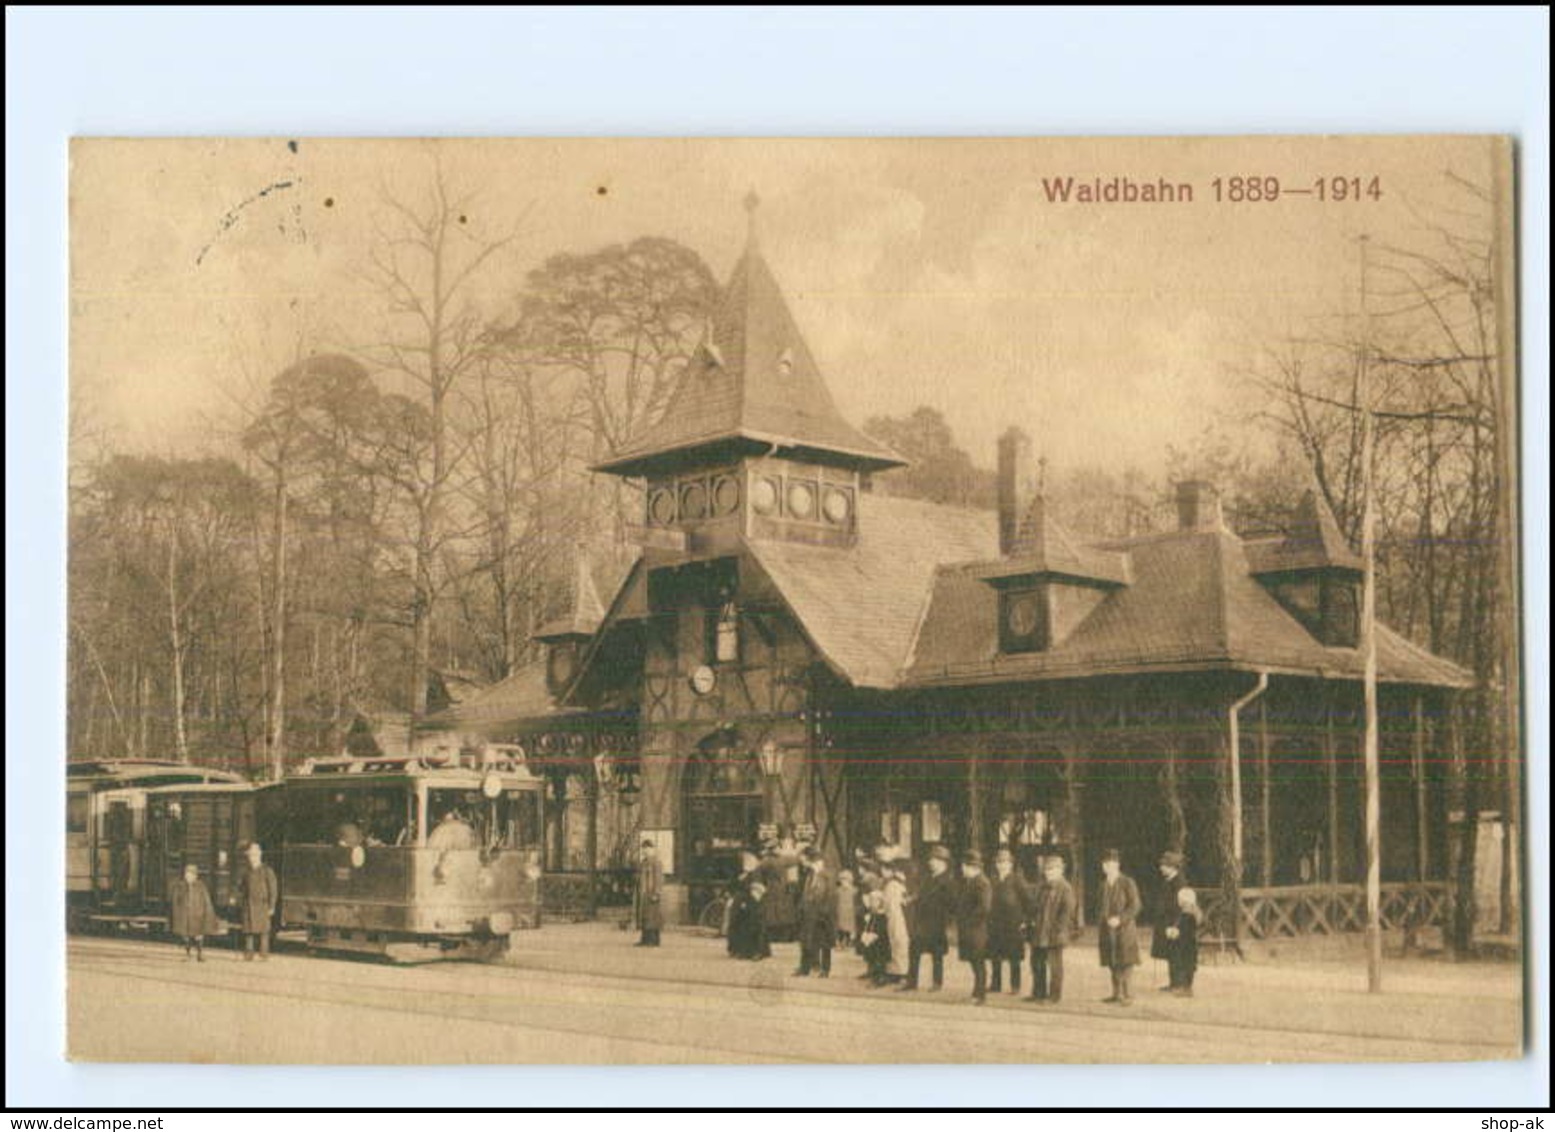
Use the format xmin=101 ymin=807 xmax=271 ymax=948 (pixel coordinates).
xmin=696 ymin=893 xmax=731 ymax=938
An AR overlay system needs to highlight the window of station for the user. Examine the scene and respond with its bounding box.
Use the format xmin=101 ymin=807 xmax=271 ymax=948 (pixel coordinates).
xmin=426 ymin=787 xmax=543 ymax=851
xmin=67 ymin=792 xmax=89 ymax=833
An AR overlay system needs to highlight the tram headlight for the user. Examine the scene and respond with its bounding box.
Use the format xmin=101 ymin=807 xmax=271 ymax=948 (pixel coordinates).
xmin=350 ymin=845 xmax=366 ymax=869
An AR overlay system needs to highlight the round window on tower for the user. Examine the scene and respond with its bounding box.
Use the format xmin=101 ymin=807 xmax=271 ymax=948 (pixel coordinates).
xmin=787 ymin=481 xmax=817 ymax=520
xmin=680 ymin=481 xmax=708 ymax=521
xmin=648 ymin=488 xmax=676 ymax=526
xmin=822 ymin=487 xmax=852 ymax=525
xmin=751 ymin=476 xmax=780 ymax=515
xmin=711 ymin=474 xmax=741 ymax=516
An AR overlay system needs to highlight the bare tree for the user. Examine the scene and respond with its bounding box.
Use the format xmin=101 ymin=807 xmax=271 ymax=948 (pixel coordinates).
xmin=358 ymin=163 xmax=525 ymax=729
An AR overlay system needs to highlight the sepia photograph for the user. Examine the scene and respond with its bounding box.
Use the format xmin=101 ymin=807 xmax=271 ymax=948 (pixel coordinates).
xmin=61 ymin=133 xmax=1525 ymax=1068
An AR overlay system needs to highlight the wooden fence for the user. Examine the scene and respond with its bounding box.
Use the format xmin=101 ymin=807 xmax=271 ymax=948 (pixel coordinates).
xmin=1203 ymin=882 xmax=1452 ymax=940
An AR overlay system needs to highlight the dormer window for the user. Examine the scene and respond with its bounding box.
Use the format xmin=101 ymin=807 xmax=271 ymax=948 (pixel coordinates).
xmin=545 ymin=640 xmax=581 ymax=694
xmin=1246 ymin=489 xmax=1366 ymax=650
xmin=1318 ymin=576 xmax=1359 ymax=648
xmin=1000 ymin=587 xmax=1050 ymax=654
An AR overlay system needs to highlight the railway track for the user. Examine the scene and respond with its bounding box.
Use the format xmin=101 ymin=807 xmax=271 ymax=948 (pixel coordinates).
xmin=67 ymin=937 xmax=1517 ymax=1065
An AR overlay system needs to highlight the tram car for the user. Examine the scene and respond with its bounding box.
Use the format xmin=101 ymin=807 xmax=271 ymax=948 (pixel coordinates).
xmin=277 ymin=750 xmax=545 ymax=961
xmin=66 ymin=759 xmax=253 ymax=932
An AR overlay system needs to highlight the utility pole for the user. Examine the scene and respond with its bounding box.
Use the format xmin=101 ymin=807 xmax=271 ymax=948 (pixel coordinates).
xmin=1358 ymin=234 xmax=1384 ymax=993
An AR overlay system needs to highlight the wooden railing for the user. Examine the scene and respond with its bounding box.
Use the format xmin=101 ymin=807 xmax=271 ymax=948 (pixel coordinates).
xmin=540 ymin=869 xmax=636 ymax=922
xmin=1202 ymin=882 xmax=1452 ymax=940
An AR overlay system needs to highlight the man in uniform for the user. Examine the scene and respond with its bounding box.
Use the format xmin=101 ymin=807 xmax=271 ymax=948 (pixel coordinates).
xmin=899 ymin=844 xmax=953 ymax=991
xmin=1026 ymin=854 xmax=1077 ymax=1003
xmin=1152 ymin=849 xmax=1188 ymax=990
xmin=956 ymin=849 xmax=993 ymax=1005
xmin=236 ymin=841 xmax=279 ymax=961
xmin=634 ymin=838 xmax=664 ymax=947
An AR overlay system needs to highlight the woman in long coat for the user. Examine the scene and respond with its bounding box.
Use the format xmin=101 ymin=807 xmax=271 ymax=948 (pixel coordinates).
xmin=1096 ymin=849 xmax=1141 ymax=1004
xmin=633 ymin=840 xmax=664 ymax=947
xmin=726 ymin=851 xmax=771 ymax=960
xmin=881 ymin=867 xmax=911 ymax=980
xmin=170 ymin=863 xmax=220 ymax=961
xmin=1150 ymin=850 xmax=1188 ymax=986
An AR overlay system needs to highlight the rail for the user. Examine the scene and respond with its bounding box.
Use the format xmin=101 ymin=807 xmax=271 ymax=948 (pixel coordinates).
xmin=540 ymin=869 xmax=636 ymax=922
xmin=1202 ymin=881 xmax=1452 ymax=940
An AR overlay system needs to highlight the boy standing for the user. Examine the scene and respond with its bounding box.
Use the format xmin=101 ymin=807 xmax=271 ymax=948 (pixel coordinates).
xmin=170 ymin=862 xmax=219 ymax=961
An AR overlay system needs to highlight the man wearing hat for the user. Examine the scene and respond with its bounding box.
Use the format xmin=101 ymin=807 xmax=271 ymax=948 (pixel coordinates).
xmin=633 ymin=838 xmax=664 ymax=947
xmin=987 ymin=847 xmax=1031 ymax=995
xmin=956 ymin=849 xmax=993 ymax=1005
xmin=1026 ymin=854 xmax=1077 ymax=1003
xmin=1152 ymin=850 xmax=1188 ymax=990
xmin=900 ymin=844 xmax=954 ymax=991
xmin=795 ymin=846 xmax=837 ymax=977
xmin=1097 ymin=848 xmax=1142 ymax=1005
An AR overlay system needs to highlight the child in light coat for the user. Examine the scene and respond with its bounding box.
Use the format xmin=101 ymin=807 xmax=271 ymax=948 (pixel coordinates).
xmin=835 ymin=869 xmax=858 ymax=948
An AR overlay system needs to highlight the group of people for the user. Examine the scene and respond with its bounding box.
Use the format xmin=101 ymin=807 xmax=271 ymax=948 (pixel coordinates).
xmin=167 ymin=841 xmax=280 ymax=962
xmin=634 ymin=836 xmax=1203 ymax=1008
xmin=1096 ymin=848 xmax=1201 ymax=1004
xmin=846 ymin=843 xmax=1078 ymax=1006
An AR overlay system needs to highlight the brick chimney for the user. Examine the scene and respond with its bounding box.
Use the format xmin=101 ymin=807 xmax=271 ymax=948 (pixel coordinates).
xmin=997 ymin=427 xmax=1035 ymax=556
xmin=1175 ymin=480 xmax=1224 ymax=532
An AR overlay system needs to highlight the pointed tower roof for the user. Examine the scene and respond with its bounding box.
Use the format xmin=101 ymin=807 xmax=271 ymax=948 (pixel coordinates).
xmin=1246 ymin=488 xmax=1364 ymax=575
xmin=969 ymin=494 xmax=1131 ymax=587
xmin=593 ymin=193 xmax=905 ymax=478
xmin=534 ymin=554 xmax=607 ymax=642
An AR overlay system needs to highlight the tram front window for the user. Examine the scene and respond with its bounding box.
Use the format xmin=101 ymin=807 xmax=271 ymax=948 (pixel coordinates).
xmin=427 ymin=788 xmax=541 ymax=851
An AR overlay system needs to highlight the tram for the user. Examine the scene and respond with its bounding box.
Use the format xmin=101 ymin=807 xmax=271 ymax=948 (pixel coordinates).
xmin=66 ymin=759 xmax=253 ymax=932
xmin=277 ymin=750 xmax=545 ymax=961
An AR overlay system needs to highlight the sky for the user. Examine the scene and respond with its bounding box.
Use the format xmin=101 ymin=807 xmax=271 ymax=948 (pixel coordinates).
xmin=70 ymin=135 xmax=1503 ymax=477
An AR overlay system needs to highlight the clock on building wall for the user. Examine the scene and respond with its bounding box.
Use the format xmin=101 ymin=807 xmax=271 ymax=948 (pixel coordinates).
xmin=690 ymin=664 xmax=717 ymax=696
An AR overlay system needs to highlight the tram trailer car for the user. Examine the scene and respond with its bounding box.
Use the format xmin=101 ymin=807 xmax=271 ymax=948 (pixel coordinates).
xmin=277 ymin=753 xmax=545 ymax=962
xmin=65 ymin=760 xmax=256 ymax=933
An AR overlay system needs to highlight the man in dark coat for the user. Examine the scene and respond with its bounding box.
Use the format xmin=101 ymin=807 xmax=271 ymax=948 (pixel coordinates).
xmin=1097 ymin=848 xmax=1142 ymax=1005
xmin=727 ymin=848 xmax=771 ymax=961
xmin=170 ymin=862 xmax=220 ymax=961
xmin=794 ymin=846 xmax=836 ymax=977
xmin=956 ymin=850 xmax=993 ymax=1005
xmin=1026 ymin=854 xmax=1077 ymax=1003
xmin=236 ymin=841 xmax=279 ymax=961
xmin=1152 ymin=849 xmax=1188 ymax=989
xmin=986 ymin=847 xmax=1030 ymax=994
xmin=899 ymin=844 xmax=954 ymax=991
xmin=633 ymin=839 xmax=664 ymax=947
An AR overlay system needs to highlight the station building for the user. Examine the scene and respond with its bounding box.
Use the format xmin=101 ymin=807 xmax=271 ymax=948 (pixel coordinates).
xmin=420 ymin=204 xmax=1472 ymax=940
